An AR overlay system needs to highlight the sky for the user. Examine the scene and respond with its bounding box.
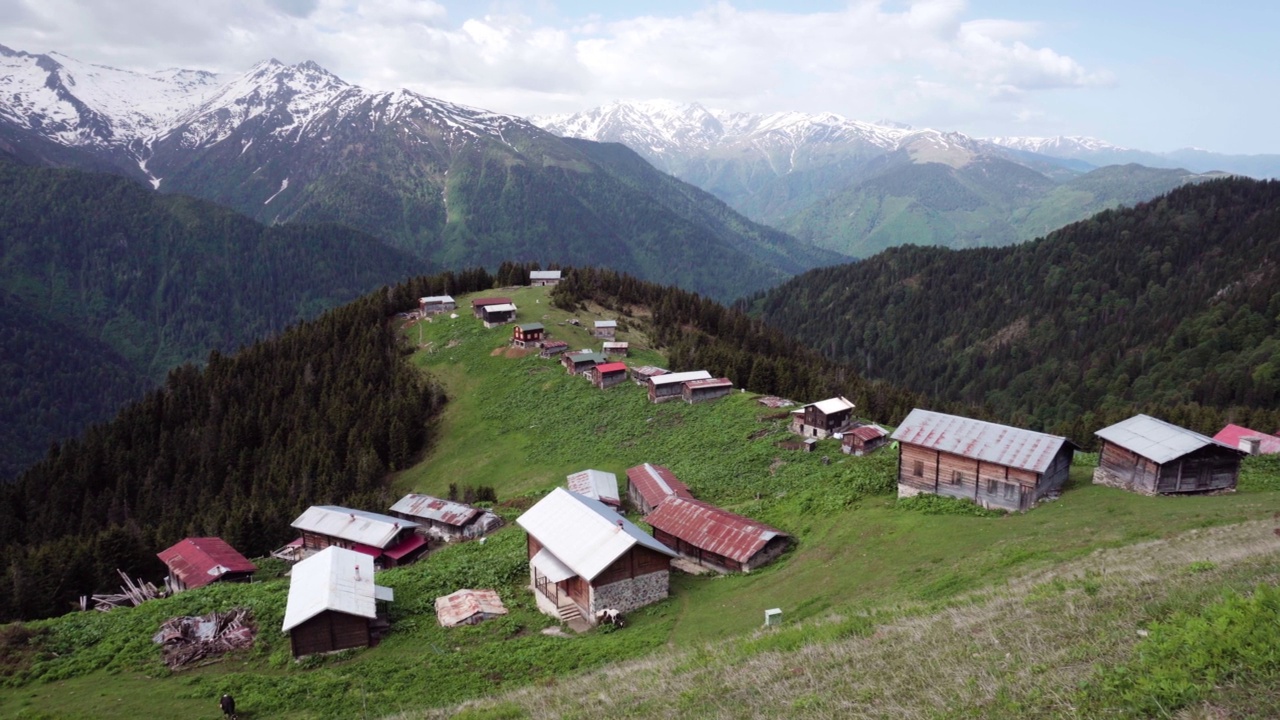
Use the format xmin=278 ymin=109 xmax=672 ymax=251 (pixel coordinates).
xmin=1 ymin=0 xmax=1276 ymax=154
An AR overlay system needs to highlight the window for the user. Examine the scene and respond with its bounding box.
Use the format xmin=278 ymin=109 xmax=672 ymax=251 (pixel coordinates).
xmin=985 ymin=479 xmax=997 ymax=494
xmin=952 ymin=470 xmax=965 ymax=485
xmin=1003 ymin=482 xmax=1018 ymax=499
xmin=913 ymin=460 xmax=924 ymax=477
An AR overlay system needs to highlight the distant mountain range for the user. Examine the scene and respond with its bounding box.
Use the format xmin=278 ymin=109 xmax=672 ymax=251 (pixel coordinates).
xmin=987 ymin=136 xmax=1280 ymax=179
xmin=0 ymin=45 xmax=839 ymax=300
xmin=536 ymin=102 xmax=1230 ymax=257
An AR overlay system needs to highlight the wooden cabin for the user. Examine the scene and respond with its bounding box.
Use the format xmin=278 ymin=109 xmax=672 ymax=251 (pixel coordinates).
xmin=632 ymin=365 xmax=668 ymax=386
xmin=529 ymin=270 xmax=561 ymax=286
xmin=282 ymin=547 xmax=393 ymax=658
xmin=470 ymin=297 xmax=512 ymax=318
xmin=290 ymin=506 xmax=427 ymax=568
xmin=435 ymin=589 xmax=508 ymax=627
xmin=683 ymin=377 xmax=733 ymax=404
xmin=644 ymin=497 xmax=791 ymax=573
xmin=481 ymin=303 xmax=517 ymax=328
xmin=626 ymin=463 xmax=694 ymax=515
xmin=890 ymin=408 xmax=1076 ymax=512
xmin=593 ymin=320 xmax=617 ymax=339
xmin=389 ymin=494 xmax=503 ymax=542
xmin=517 ymin=488 xmax=677 ymax=625
xmin=157 ymin=537 xmax=256 ymax=593
xmin=418 ymin=295 xmax=456 ymax=316
xmin=566 ymin=469 xmax=621 ymax=507
xmin=539 ymin=340 xmax=569 ymax=358
xmin=792 ymin=396 xmax=856 ymax=438
xmin=602 ymin=341 xmax=629 ymax=357
xmin=648 ymin=370 xmax=712 ymax=403
xmin=1094 ymin=414 xmax=1243 ymax=495
xmin=1213 ymin=423 xmax=1280 ymax=455
xmin=512 ymin=322 xmax=545 ymax=348
xmin=841 ymin=424 xmax=889 ymax=456
xmin=561 ymin=350 xmax=605 ymax=375
xmin=588 ymin=362 xmax=629 ymax=389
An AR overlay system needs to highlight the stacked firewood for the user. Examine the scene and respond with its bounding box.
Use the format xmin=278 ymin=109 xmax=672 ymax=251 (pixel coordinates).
xmin=152 ymin=608 xmax=256 ymax=669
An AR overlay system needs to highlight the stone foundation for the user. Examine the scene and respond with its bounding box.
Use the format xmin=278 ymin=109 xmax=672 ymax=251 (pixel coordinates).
xmin=591 ymin=570 xmax=669 ymax=615
xmin=897 ymin=483 xmax=925 ymax=498
xmin=1092 ymin=466 xmax=1155 ymax=495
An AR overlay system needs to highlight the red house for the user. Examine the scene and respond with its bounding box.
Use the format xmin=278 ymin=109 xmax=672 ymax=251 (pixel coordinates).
xmin=157 ymin=537 xmax=257 ymax=592
xmin=512 ymin=323 xmax=545 ymax=348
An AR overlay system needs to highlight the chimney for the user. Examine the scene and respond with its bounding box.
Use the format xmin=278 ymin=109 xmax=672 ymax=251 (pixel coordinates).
xmin=617 ymin=520 xmax=624 ymax=529
xmin=1240 ymin=437 xmax=1262 ymax=455
xmin=354 ymin=564 xmax=361 ymax=581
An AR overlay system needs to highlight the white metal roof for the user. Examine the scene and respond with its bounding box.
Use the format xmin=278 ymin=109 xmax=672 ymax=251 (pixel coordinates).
xmin=565 ymin=469 xmax=620 ymax=504
xmin=483 ymin=303 xmax=517 ymax=312
xmin=290 ymin=506 xmax=419 ymax=549
xmin=594 ymin=320 xmax=618 ymax=328
xmin=650 ymin=370 xmax=712 ymax=387
xmin=516 ymin=488 xmax=675 ymax=581
xmin=530 ymin=549 xmax=575 ymax=583
xmin=808 ymin=396 xmax=856 ymax=415
xmin=1095 ymin=414 xmax=1235 ymax=464
xmin=281 ymin=547 xmax=391 ymax=631
xmin=529 ymin=270 xmax=561 ymax=280
xmin=419 ymin=295 xmax=454 ymax=304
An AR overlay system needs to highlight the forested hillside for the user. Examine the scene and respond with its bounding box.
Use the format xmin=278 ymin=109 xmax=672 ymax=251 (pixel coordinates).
xmin=0 ymin=158 xmax=428 ymax=479
xmin=757 ymin=177 xmax=1280 ymax=441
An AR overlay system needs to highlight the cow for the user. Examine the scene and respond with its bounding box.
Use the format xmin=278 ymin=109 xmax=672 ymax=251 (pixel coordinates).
xmin=594 ymin=608 xmax=626 ymax=628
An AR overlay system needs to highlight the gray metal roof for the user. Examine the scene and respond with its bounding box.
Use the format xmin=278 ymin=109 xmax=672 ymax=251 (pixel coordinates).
xmin=419 ymin=295 xmax=454 ymax=304
xmin=516 ymin=488 xmax=675 ymax=581
xmin=889 ymin=408 xmax=1072 ymax=474
xmin=529 ymin=270 xmax=561 ymax=280
xmin=388 ymin=494 xmax=480 ymax=526
xmin=650 ymin=370 xmax=712 ymax=387
xmin=594 ymin=320 xmax=618 ymax=328
xmin=1095 ymin=414 xmax=1236 ymax=464
xmin=290 ymin=506 xmax=419 ymax=548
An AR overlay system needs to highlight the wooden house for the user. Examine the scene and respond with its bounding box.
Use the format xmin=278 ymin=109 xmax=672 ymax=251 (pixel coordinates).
xmin=157 ymin=537 xmax=256 ymax=593
xmin=435 ymin=589 xmax=508 ymax=627
xmin=561 ymin=350 xmax=606 ymax=375
xmin=529 ymin=270 xmax=562 ymax=286
xmin=481 ymin=303 xmax=517 ymax=328
xmin=389 ymin=493 xmax=503 ymax=542
xmin=517 ymin=488 xmax=677 ymax=625
xmin=625 ymin=463 xmax=694 ymax=515
xmin=290 ymin=506 xmax=427 ymax=568
xmin=418 ymin=295 xmax=456 ymax=316
xmin=1094 ymin=414 xmax=1243 ymax=495
xmin=470 ymin=297 xmax=512 ymax=318
xmin=648 ymin=370 xmax=712 ymax=403
xmin=683 ymin=377 xmax=733 ymax=404
xmin=841 ymin=424 xmax=889 ymax=456
xmin=539 ymin=340 xmax=569 ymax=358
xmin=588 ymin=361 xmax=629 ymax=389
xmin=890 ymin=409 xmax=1076 ymax=512
xmin=593 ymin=320 xmax=618 ymax=339
xmin=512 ymin=322 xmax=545 ymax=348
xmin=791 ymin=396 xmax=856 ymax=438
xmin=632 ymin=365 xmax=668 ymax=386
xmin=602 ymin=341 xmax=629 ymax=357
xmin=282 ymin=546 xmax=393 ymax=658
xmin=644 ymin=497 xmax=791 ymax=573
xmin=566 ymin=469 xmax=621 ymax=507
xmin=1213 ymin=423 xmax=1280 ymax=455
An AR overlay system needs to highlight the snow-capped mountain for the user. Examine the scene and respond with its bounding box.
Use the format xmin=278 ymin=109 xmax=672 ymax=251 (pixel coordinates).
xmin=986 ymin=135 xmax=1127 ymax=157
xmin=987 ymin=135 xmax=1280 ymax=179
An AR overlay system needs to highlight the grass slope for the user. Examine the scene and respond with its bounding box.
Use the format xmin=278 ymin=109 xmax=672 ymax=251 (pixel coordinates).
xmin=2 ymin=285 xmax=1277 ymax=719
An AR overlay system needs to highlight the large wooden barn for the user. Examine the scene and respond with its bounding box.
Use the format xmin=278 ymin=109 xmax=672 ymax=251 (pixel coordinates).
xmin=281 ymin=546 xmax=393 ymax=658
xmin=157 ymin=537 xmax=256 ymax=593
xmin=644 ymin=497 xmax=791 ymax=573
xmin=625 ymin=463 xmax=694 ymax=514
xmin=647 ymin=370 xmax=712 ymax=403
xmin=290 ymin=506 xmax=427 ymax=568
xmin=517 ymin=488 xmax=677 ymax=625
xmin=683 ymin=377 xmax=733 ymax=404
xmin=1093 ymin=414 xmax=1243 ymax=495
xmin=529 ymin=270 xmax=562 ymax=286
xmin=890 ymin=409 xmax=1076 ymax=512
xmin=418 ymin=295 xmax=456 ymax=316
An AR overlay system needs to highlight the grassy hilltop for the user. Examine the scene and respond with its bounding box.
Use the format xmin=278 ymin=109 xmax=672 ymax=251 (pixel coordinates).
xmin=1 ymin=284 xmax=1278 ymax=719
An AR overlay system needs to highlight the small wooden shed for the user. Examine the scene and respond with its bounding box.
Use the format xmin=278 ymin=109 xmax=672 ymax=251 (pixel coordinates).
xmin=588 ymin=362 xmax=629 ymax=389
xmin=683 ymin=377 xmax=733 ymax=404
xmin=157 ymin=537 xmax=256 ymax=593
xmin=1094 ymin=414 xmax=1243 ymax=495
xmin=471 ymin=297 xmax=512 ymax=318
xmin=418 ymin=295 xmax=456 ymax=316
xmin=282 ymin=546 xmax=393 ymax=658
xmin=529 ymin=270 xmax=562 ymax=286
xmin=632 ymin=366 xmax=668 ymax=386
xmin=890 ymin=408 xmax=1076 ymax=512
xmin=481 ymin=303 xmax=517 ymax=328
xmin=593 ymin=320 xmax=617 ymax=339
xmin=539 ymin=340 xmax=569 ymax=358
xmin=644 ymin=497 xmax=791 ymax=573
xmin=602 ymin=341 xmax=629 ymax=357
xmin=562 ymin=350 xmax=605 ymax=375
xmin=841 ymin=424 xmax=889 ymax=456
xmin=792 ymin=397 xmax=856 ymax=438
xmin=625 ymin=463 xmax=694 ymax=515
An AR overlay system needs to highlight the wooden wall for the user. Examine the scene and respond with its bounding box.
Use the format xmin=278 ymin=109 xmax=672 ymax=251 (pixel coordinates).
xmin=898 ymin=442 xmax=1057 ymax=512
xmin=594 ymin=546 xmax=671 ymax=586
xmin=290 ymin=611 xmax=371 ymax=657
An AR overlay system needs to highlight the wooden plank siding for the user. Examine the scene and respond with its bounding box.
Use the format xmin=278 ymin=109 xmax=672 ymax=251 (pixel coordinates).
xmin=594 ymin=546 xmax=671 ymax=586
xmin=290 ymin=611 xmax=371 ymax=657
xmin=898 ymin=443 xmax=1072 ymax=511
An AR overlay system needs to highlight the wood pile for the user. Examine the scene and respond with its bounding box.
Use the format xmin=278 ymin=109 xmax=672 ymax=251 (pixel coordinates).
xmin=83 ymin=569 xmax=166 ymax=611
xmin=152 ymin=608 xmax=256 ymax=669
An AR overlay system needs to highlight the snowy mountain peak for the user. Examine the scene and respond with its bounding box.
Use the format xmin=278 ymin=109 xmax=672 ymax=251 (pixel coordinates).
xmin=986 ymin=135 xmax=1127 ymax=156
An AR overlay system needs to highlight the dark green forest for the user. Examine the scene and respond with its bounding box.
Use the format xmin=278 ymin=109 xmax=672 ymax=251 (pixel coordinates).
xmin=0 ymin=158 xmax=429 ymax=479
xmin=756 ymin=177 xmax=1280 ymax=442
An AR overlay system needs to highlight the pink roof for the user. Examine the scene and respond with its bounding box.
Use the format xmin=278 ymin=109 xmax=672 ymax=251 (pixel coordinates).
xmin=594 ymin=362 xmax=628 ymax=374
xmin=626 ymin=463 xmax=694 ymax=508
xmin=157 ymin=537 xmax=256 ymax=590
xmin=383 ymin=533 xmax=428 ymax=560
xmin=644 ymin=497 xmax=787 ymax=564
xmin=1213 ymin=424 xmax=1280 ymax=454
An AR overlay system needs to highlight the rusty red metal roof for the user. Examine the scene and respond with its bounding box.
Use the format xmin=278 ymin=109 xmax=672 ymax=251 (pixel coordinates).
xmin=684 ymin=377 xmax=733 ymax=390
xmin=847 ymin=425 xmax=887 ymax=442
xmin=644 ymin=497 xmax=787 ymax=564
xmin=593 ymin=362 xmax=628 ymax=374
xmin=471 ymin=296 xmax=512 ymax=308
xmin=625 ymin=463 xmax=693 ymax=508
xmin=389 ymin=494 xmax=481 ymax=527
xmin=157 ymin=537 xmax=256 ymax=590
xmin=890 ymin=409 xmax=1072 ymax=473
xmin=436 ymin=589 xmax=508 ymax=627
